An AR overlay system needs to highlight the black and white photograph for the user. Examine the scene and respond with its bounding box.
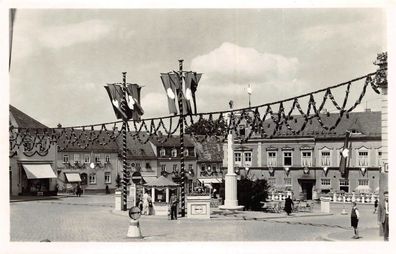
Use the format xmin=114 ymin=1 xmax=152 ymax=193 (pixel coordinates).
xmin=1 ymin=0 xmax=395 ymax=253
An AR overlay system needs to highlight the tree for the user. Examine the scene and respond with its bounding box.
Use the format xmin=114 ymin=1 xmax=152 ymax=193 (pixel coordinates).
xmin=185 ymin=118 xmax=227 ymax=136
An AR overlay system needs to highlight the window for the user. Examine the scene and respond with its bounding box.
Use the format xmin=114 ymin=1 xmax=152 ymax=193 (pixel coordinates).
xmin=184 ymin=149 xmax=189 ymax=156
xmin=188 ymin=164 xmax=193 ymax=171
xmin=146 ymin=162 xmax=151 ymax=169
xmin=63 ymin=154 xmax=69 ymax=163
xmin=136 ymin=162 xmax=141 ymax=170
xmin=339 ymin=179 xmax=349 ymax=186
xmin=234 ymin=152 xmax=242 ymax=162
xmin=320 ymin=151 xmax=331 ymax=167
xmin=95 ymin=154 xmax=101 ymax=163
xmin=84 ymin=154 xmax=90 ymax=163
xmin=283 ymin=152 xmax=292 ymax=166
xmin=212 ymin=164 xmax=217 ymax=173
xmin=160 ymin=149 xmax=166 ymax=157
xmin=377 ymin=151 xmax=382 ymax=167
xmin=104 ymin=172 xmax=111 ymax=184
xmin=238 ymin=125 xmax=246 ymax=136
xmin=267 ymin=152 xmax=277 ymax=167
xmin=358 ymin=179 xmax=369 ymax=186
xmin=161 ymin=164 xmax=166 ymax=171
xmin=268 ymin=178 xmax=276 ymax=185
xmin=301 ymin=151 xmax=312 ymax=167
xmin=74 ymin=154 xmax=80 ymax=163
xmin=357 ymin=151 xmax=369 ymax=167
xmin=284 ymin=178 xmax=292 ymax=186
xmin=105 ymin=155 xmax=110 ymax=163
xmin=89 ymin=173 xmax=96 ymax=184
xmin=173 ymin=164 xmax=178 ymax=172
xmin=244 ymin=152 xmax=252 ymax=162
xmin=171 ymin=149 xmax=178 ymax=158
xmin=321 ymin=178 xmax=331 ymax=186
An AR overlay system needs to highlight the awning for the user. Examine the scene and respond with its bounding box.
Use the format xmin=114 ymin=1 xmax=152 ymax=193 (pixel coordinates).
xmin=22 ymin=164 xmax=57 ymax=179
xmin=198 ymin=178 xmax=222 ymax=184
xmin=65 ymin=173 xmax=82 ymax=182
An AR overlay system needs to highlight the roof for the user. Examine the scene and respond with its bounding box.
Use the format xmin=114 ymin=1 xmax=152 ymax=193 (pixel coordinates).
xmin=144 ymin=176 xmax=179 ymax=187
xmin=57 ymin=130 xmax=119 ymax=152
xmin=150 ymin=135 xmax=195 ymax=148
xmin=116 ymin=133 xmax=157 ymax=159
xmin=9 ymin=105 xmax=48 ymax=129
xmin=192 ymin=136 xmax=223 ymax=162
xmin=257 ymin=111 xmax=381 ymax=139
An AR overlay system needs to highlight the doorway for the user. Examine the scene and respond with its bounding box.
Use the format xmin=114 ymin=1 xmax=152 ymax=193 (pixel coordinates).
xmin=299 ymin=179 xmax=315 ymax=200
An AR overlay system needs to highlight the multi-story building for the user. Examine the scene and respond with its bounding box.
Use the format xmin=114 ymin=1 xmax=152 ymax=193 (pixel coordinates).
xmin=9 ymin=105 xmax=58 ymax=196
xmin=223 ymin=110 xmax=381 ymax=200
xmin=56 ymin=130 xmax=120 ymax=193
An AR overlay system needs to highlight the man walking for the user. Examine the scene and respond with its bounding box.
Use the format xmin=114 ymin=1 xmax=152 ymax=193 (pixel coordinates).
xmin=284 ymin=196 xmax=294 ymax=216
xmin=379 ymin=191 xmax=389 ymax=241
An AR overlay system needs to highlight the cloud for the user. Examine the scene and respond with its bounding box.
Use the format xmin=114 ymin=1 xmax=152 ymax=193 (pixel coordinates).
xmin=191 ymin=42 xmax=299 ymax=84
xmin=38 ymin=20 xmax=114 ymax=49
xmin=189 ymin=42 xmax=300 ymax=111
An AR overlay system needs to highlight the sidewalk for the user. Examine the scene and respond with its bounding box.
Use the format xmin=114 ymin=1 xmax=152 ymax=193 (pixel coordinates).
xmin=9 ymin=195 xmax=71 ymax=203
xmin=322 ymin=227 xmax=384 ymax=241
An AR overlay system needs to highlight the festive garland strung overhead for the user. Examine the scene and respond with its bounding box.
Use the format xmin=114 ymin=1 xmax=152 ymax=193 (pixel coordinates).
xmin=9 ymin=67 xmax=385 ymax=158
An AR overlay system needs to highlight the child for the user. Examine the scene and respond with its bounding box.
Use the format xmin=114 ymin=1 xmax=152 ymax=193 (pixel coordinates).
xmin=351 ymin=202 xmax=360 ymax=239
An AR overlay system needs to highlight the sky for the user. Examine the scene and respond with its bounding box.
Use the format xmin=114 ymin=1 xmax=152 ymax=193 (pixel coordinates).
xmin=9 ymin=8 xmax=387 ymax=127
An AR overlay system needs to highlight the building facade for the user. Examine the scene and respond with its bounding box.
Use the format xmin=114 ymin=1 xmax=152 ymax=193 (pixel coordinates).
xmin=223 ymin=110 xmax=381 ymax=200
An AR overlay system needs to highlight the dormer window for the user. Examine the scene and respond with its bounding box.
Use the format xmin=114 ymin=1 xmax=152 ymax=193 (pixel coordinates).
xmin=160 ymin=148 xmax=166 ymax=157
xmin=171 ymin=149 xmax=178 ymax=158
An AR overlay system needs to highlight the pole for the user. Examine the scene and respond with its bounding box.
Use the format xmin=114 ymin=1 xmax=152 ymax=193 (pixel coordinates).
xmin=121 ymin=72 xmax=128 ymax=211
xmin=178 ymin=59 xmax=186 ymax=217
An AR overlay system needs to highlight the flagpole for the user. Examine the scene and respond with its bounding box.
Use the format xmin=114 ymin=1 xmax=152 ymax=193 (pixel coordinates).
xmin=178 ymin=59 xmax=186 ymax=217
xmin=121 ymin=72 xmax=128 ymax=211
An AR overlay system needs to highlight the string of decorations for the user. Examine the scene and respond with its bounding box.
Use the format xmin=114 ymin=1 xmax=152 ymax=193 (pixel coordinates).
xmin=9 ymin=70 xmax=384 ymax=158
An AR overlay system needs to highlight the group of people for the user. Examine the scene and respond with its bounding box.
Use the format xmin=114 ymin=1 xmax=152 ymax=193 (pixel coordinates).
xmin=138 ymin=192 xmax=153 ymax=215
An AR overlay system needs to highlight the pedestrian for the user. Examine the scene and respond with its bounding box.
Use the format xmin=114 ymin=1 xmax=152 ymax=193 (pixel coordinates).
xmin=170 ymin=194 xmax=178 ymax=220
xmin=138 ymin=198 xmax=143 ymax=212
xmin=284 ymin=196 xmax=294 ymax=216
xmin=142 ymin=192 xmax=150 ymax=215
xmin=374 ymin=198 xmax=378 ymax=214
xmin=105 ymin=184 xmax=110 ymax=194
xmin=77 ymin=185 xmax=82 ymax=197
xmin=351 ymin=202 xmax=360 ymax=239
xmin=379 ymin=191 xmax=389 ymax=241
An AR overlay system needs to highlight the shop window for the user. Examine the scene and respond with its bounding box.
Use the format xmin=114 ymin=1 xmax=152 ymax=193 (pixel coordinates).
xmin=104 ymin=172 xmax=111 ymax=184
xmin=301 ymin=151 xmax=312 ymax=167
xmin=267 ymin=152 xmax=277 ymax=167
xmin=283 ymin=152 xmax=292 ymax=167
xmin=89 ymin=173 xmax=97 ymax=184
xmin=63 ymin=154 xmax=69 ymax=163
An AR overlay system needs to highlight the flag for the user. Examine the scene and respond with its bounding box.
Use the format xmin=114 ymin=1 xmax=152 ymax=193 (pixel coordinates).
xmin=105 ymin=83 xmax=144 ymax=120
xmin=160 ymin=73 xmax=178 ymax=114
xmin=339 ymin=131 xmax=351 ymax=178
xmin=126 ymin=83 xmax=144 ymax=120
xmin=185 ymin=71 xmax=202 ymax=114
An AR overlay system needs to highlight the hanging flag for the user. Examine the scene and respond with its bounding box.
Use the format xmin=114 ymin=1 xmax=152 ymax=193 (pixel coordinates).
xmin=126 ymin=83 xmax=144 ymax=120
xmin=339 ymin=131 xmax=351 ymax=178
xmin=160 ymin=73 xmax=178 ymax=114
xmin=185 ymin=71 xmax=202 ymax=114
xmin=323 ymin=167 xmax=329 ymax=176
xmin=105 ymin=84 xmax=129 ymax=120
xmin=360 ymin=167 xmax=367 ymax=176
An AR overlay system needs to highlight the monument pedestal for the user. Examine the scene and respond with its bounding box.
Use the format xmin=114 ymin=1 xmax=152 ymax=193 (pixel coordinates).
xmin=219 ymin=173 xmax=244 ymax=210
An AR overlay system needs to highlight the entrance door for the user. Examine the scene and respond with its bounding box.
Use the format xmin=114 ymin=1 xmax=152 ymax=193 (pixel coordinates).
xmin=299 ymin=180 xmax=315 ymax=200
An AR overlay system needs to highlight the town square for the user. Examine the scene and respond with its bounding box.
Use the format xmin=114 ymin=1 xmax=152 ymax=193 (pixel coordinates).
xmin=1 ymin=3 xmax=394 ymax=254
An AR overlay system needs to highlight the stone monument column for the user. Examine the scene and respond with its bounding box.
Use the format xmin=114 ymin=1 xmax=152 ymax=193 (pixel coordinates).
xmin=220 ymin=103 xmax=244 ymax=210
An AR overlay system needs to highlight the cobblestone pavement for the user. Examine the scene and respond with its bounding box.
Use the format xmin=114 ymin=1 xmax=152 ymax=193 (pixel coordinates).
xmin=9 ymin=195 xmax=382 ymax=242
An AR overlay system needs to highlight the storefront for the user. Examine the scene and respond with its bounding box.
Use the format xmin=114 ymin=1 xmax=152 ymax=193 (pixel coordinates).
xmin=20 ymin=163 xmax=57 ymax=196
